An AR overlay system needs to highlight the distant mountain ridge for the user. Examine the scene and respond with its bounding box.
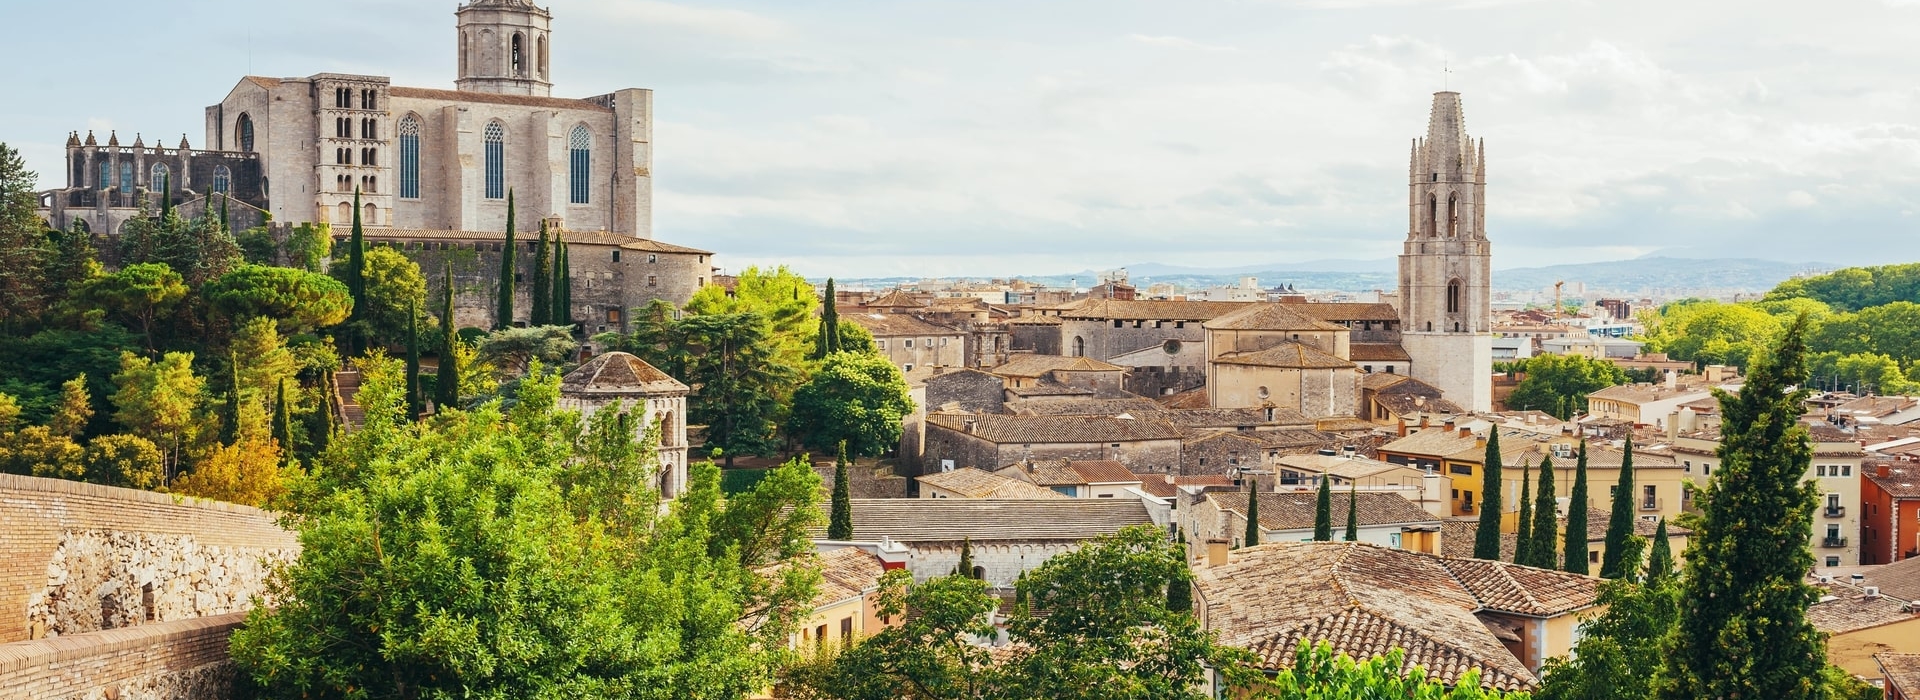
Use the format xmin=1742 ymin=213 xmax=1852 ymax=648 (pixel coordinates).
xmin=836 ymin=257 xmax=1836 ymax=294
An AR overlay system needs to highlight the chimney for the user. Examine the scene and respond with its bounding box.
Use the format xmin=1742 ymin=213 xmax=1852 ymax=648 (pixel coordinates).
xmin=963 ymin=419 xmax=977 ymax=434
xmin=1664 ymin=370 xmax=1677 ymax=390
xmin=1419 ymin=415 xmax=1431 ymax=431
xmin=1443 ymin=419 xmax=1455 ymax=434
xmin=1206 ymin=539 xmax=1229 ymax=567
xmin=1458 ymin=425 xmax=1471 ymax=438
xmin=1476 ymin=433 xmax=1487 ymax=448
xmin=1397 ymin=418 xmax=1408 ymax=437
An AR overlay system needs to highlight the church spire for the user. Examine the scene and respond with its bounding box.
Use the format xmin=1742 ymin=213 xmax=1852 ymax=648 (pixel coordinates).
xmin=1397 ymin=91 xmax=1493 ymax=412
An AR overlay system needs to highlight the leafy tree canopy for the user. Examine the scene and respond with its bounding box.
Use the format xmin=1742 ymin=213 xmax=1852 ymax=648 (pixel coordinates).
xmin=1507 ymin=353 xmax=1627 ymax=420
xmin=789 ymin=351 xmax=914 ymax=459
xmin=204 ymin=264 xmax=352 ymax=334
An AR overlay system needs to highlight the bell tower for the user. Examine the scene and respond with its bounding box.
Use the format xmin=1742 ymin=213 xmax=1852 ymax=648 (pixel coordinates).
xmin=1397 ymin=91 xmax=1492 ymax=412
xmin=455 ymin=0 xmax=554 ymax=96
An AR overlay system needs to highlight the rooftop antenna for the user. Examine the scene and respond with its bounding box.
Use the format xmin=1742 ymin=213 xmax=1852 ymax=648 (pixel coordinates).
xmin=1443 ymin=59 xmax=1451 ymax=90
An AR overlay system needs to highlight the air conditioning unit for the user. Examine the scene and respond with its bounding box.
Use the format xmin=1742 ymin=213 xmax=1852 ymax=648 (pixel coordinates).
xmin=1864 ymin=586 xmax=1880 ymax=598
xmin=1817 ymin=575 xmax=1834 ymax=584
xmin=1639 ymin=515 xmax=1658 ymax=524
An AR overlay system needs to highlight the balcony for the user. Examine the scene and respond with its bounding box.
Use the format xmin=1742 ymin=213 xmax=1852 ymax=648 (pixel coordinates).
xmin=1825 ymin=506 xmax=1846 ymax=518
xmin=1822 ymin=536 xmax=1849 ymax=548
xmin=1639 ymin=497 xmax=1664 ymax=512
xmin=1460 ymin=503 xmax=1475 ymax=514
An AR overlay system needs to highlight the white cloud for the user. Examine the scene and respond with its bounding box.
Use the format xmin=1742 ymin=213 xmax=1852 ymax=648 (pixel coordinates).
xmin=1125 ymin=34 xmax=1238 ymax=52
xmin=571 ymin=1 xmax=790 ymax=40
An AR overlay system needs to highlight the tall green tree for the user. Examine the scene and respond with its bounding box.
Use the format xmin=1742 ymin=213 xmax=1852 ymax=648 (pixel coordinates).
xmin=551 ymin=237 xmax=570 ymax=329
xmin=204 ymin=264 xmax=352 ymax=335
xmin=786 ymin=572 xmax=997 ymax=700
xmin=681 ymin=312 xmax=789 ymax=466
xmin=1473 ymin=430 xmax=1505 ymax=560
xmin=1654 ymin=316 xmax=1827 ymax=700
xmin=956 ymin=536 xmax=974 ymax=578
xmin=331 ymin=246 xmax=429 ymax=348
xmin=434 ymin=258 xmax=460 ymax=412
xmin=1311 ymin=473 xmax=1330 ymax=542
xmin=1564 ymin=441 xmax=1592 ymax=575
xmin=1508 ymin=353 xmax=1629 ymax=420
xmin=79 ymin=262 xmax=187 ymax=353
xmin=1516 ymin=461 xmax=1535 ymax=566
xmin=404 ymin=297 xmax=423 ymax=421
xmin=788 ymin=351 xmax=913 ymax=459
xmin=495 ymin=189 xmax=516 ymax=330
xmin=1538 ymin=536 xmax=1670 ymax=700
xmin=815 ymin=278 xmax=842 ymax=359
xmin=222 ymin=349 xmax=243 ymax=445
xmin=1530 ymin=455 xmax=1559 ymax=569
xmin=530 ymin=220 xmax=552 ymax=326
xmin=345 ymin=187 xmax=367 ymax=349
xmin=0 ymin=143 xmax=50 ymax=327
xmin=1600 ymin=436 xmax=1638 ymax=578
xmin=272 ymin=378 xmax=296 ymax=464
xmin=1646 ymin=518 xmax=1674 ymax=583
xmin=1343 ymin=481 xmax=1358 ymax=542
xmin=1249 ymin=479 xmax=1267 ymax=546
xmin=829 ymin=440 xmax=853 ymax=540
xmin=109 ymin=351 xmax=202 ymax=481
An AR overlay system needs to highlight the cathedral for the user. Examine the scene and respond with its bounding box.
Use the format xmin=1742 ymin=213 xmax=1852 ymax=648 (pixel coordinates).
xmin=38 ymin=0 xmax=711 ymax=332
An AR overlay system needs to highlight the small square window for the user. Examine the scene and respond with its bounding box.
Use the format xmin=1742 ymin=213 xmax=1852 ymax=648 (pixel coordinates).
xmin=648 ymin=254 xmax=658 ymax=263
xmin=647 ymin=275 xmax=657 ymax=288
xmin=905 ymin=339 xmax=914 ymax=348
xmin=613 ymin=250 xmax=621 ymax=262
xmin=1826 ymin=556 xmax=1841 ymax=567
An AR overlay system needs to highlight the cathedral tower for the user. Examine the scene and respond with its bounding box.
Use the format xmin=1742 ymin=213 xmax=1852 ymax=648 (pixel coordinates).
xmin=456 ymin=0 xmax=554 ymax=96
xmin=1398 ymin=91 xmax=1493 ymax=412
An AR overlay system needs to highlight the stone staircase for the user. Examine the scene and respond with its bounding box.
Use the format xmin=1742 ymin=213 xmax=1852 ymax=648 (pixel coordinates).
xmin=334 ymin=370 xmax=365 ymax=431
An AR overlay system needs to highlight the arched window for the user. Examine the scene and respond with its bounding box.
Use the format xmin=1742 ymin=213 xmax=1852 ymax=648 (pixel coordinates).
xmin=1446 ymin=279 xmax=1462 ymax=314
xmin=460 ymin=31 xmax=470 ymax=75
xmin=118 ymin=162 xmax=133 ymax=193
xmin=1072 ymin=336 xmax=1086 ymax=357
xmin=511 ymin=33 xmax=525 ymax=76
xmin=362 ymin=90 xmax=376 ymax=111
xmin=212 ymin=165 xmax=232 ymax=194
xmin=484 ymin=122 xmax=505 ymax=199
xmin=337 ymin=202 xmax=352 ymax=223
xmin=398 ymin=116 xmax=421 ymax=199
xmin=364 ymin=148 xmax=376 ymax=166
xmin=568 ymin=125 xmax=591 ymax=204
xmin=1447 ymin=193 xmax=1459 ymax=237
xmin=538 ymin=35 xmax=549 ymax=78
xmin=364 ymin=203 xmax=377 ymax=225
xmin=237 ymin=114 xmax=255 ymax=152
xmin=150 ymin=163 xmax=169 ymax=191
xmin=98 ymin=161 xmax=110 ymax=190
xmin=1427 ymin=193 xmax=1437 ymax=237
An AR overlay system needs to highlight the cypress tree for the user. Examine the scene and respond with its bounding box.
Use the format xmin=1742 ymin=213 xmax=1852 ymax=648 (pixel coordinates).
xmin=495 ymin=189 xmax=516 ymax=330
xmin=1343 ymin=480 xmax=1359 ymax=542
xmin=1600 ymin=436 xmax=1638 ymax=578
xmin=273 ymin=378 xmax=294 ymax=462
xmin=315 ymin=370 xmax=336 ymax=452
xmin=1517 ymin=461 xmax=1535 ymax=566
xmin=222 ymin=350 xmax=241 ymax=445
xmin=1646 ymin=518 xmax=1674 ymax=584
xmin=816 ymin=278 xmax=841 ymax=358
xmin=829 ymin=440 xmax=854 ymax=540
xmin=1473 ymin=430 xmax=1505 ymax=560
xmin=218 ymin=192 xmax=230 ymax=235
xmin=1564 ymin=440 xmax=1592 ymax=575
xmin=1531 ymin=455 xmax=1560 ymax=569
xmin=551 ymin=238 xmax=570 ymax=329
xmin=435 ymin=259 xmax=460 ymax=412
xmin=1655 ymin=317 xmax=1826 ymax=700
xmin=530 ymin=221 xmax=551 ymax=326
xmin=405 ymin=298 xmax=422 ymax=421
xmin=346 ymin=187 xmax=366 ymax=350
xmin=159 ymin=173 xmax=173 ymax=219
xmin=1311 ymin=473 xmax=1330 ymax=542
xmin=1245 ymin=479 xmax=1264 ymax=546
xmin=956 ymin=536 xmax=974 ymax=578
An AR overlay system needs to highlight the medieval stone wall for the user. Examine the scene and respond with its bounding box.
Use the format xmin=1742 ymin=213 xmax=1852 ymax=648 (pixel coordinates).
xmin=0 ymin=612 xmax=244 ymax=700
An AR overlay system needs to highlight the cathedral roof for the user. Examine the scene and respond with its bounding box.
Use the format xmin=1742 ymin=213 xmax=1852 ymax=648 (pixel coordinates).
xmin=1204 ymin=303 xmax=1348 ymax=332
xmin=388 ymin=86 xmax=607 ymax=112
xmin=559 ymin=352 xmax=687 ymax=397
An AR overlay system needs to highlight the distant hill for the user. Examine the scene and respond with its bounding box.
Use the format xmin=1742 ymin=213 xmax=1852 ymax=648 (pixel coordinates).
xmin=833 ymin=257 xmax=1831 ymax=295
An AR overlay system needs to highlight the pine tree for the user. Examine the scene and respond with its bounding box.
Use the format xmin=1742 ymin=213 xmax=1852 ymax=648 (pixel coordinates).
xmin=273 ymin=377 xmax=294 ymax=464
xmin=1311 ymin=474 xmax=1331 ymax=542
xmin=551 ymin=237 xmax=569 ymax=329
xmin=956 ymin=536 xmax=974 ymax=578
xmin=1473 ymin=430 xmax=1505 ymax=560
xmin=530 ymin=221 xmax=551 ymax=326
xmin=1600 ymin=436 xmax=1638 ymax=578
xmin=829 ymin=440 xmax=854 ymax=540
xmin=405 ymin=298 xmax=423 ymax=420
xmin=222 ymin=349 xmax=242 ymax=445
xmin=1655 ymin=317 xmax=1826 ymax=700
xmin=1531 ymin=455 xmax=1559 ymax=569
xmin=346 ymin=187 xmax=366 ymax=349
xmin=1247 ymin=478 xmax=1266 ymax=546
xmin=1646 ymin=518 xmax=1674 ymax=584
xmin=435 ymin=259 xmax=460 ymax=413
xmin=495 ymin=189 xmax=516 ymax=330
xmin=1564 ymin=440 xmax=1592 ymax=575
xmin=1343 ymin=481 xmax=1359 ymax=542
xmin=1518 ymin=461 xmax=1536 ymax=565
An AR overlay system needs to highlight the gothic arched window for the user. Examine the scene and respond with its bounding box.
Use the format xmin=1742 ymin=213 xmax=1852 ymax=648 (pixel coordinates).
xmin=98 ymin=161 xmax=111 ymax=190
xmin=1428 ymin=194 xmax=1438 ymax=237
xmin=150 ymin=163 xmax=169 ymax=191
xmin=119 ymin=162 xmax=134 ymax=193
xmin=398 ymin=116 xmax=421 ymax=199
xmin=569 ymin=125 xmax=591 ymax=204
xmin=1446 ymin=279 xmax=1462 ymax=315
xmin=1448 ymin=193 xmax=1460 ymax=237
xmin=484 ymin=122 xmax=505 ymax=199
xmin=212 ymin=165 xmax=231 ymax=194
xmin=511 ymin=33 xmax=525 ymax=76
xmin=237 ymin=114 xmax=255 ymax=152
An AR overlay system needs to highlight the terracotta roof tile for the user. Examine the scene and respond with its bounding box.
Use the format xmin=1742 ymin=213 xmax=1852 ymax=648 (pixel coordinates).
xmin=1069 ymin=460 xmax=1139 ymax=484
xmin=1162 ymin=408 xmax=1314 ymax=429
xmin=1210 ymin=491 xmax=1440 ymax=532
xmin=1878 ymin=653 xmax=1920 ymax=697
xmin=816 ymin=499 xmax=1152 ymax=542
xmin=989 ymin=355 xmax=1128 ymax=378
xmin=1807 ymin=584 xmax=1919 ymax=635
xmin=916 ymin=468 xmax=1066 ymax=499
xmin=925 ymin=413 xmax=1185 ymax=445
xmin=1350 ymin=343 xmax=1414 ymax=362
xmin=1292 ymin=302 xmax=1402 ymax=322
xmin=1055 ymin=299 xmax=1254 ymax=321
xmin=846 ymin=313 xmax=963 ymax=338
xmin=814 ymin=548 xmax=885 ymax=606
xmin=1008 ymin=398 xmax=1168 ymax=417
xmin=1204 ymin=304 xmax=1349 ymax=332
xmin=1213 ymin=342 xmax=1355 ymax=370
xmin=559 ymin=352 xmax=687 ymax=395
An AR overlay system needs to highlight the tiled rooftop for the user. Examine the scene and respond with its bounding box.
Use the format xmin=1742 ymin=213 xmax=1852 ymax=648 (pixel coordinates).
xmin=916 ymin=467 xmax=1066 ymax=499
xmin=819 ymin=499 xmax=1153 ymax=542
xmin=1209 ymin=491 xmax=1440 ymax=532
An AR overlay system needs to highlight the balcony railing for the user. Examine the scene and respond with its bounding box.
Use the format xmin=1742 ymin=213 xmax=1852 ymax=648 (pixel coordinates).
xmin=1825 ymin=506 xmax=1846 ymax=518
xmin=1639 ymin=497 xmax=1664 ymax=512
xmin=1460 ymin=503 xmax=1475 ymax=514
xmin=1822 ymin=536 xmax=1849 ymax=548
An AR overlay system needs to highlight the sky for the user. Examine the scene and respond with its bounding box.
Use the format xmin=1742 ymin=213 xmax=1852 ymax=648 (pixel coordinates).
xmin=4 ymin=0 xmax=1918 ymax=279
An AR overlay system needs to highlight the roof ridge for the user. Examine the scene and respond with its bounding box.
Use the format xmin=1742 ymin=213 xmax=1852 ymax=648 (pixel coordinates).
xmin=1261 ymin=604 xmax=1535 ymax=690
